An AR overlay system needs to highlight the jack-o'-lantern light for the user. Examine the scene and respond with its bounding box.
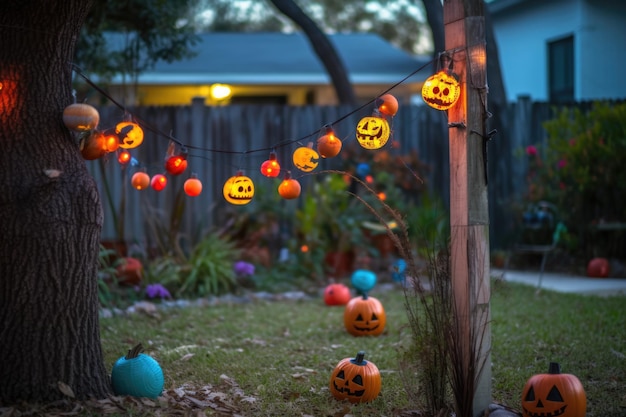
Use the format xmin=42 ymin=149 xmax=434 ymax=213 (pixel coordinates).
xmin=317 ymin=126 xmax=342 ymax=159
xmin=292 ymin=142 xmax=319 ymax=172
xmin=260 ymin=151 xmax=281 ymax=177
xmin=356 ymin=110 xmax=390 ymax=150
xmin=116 ymin=120 xmax=144 ymax=149
xmin=131 ymin=170 xmax=150 ymax=190
xmin=151 ymin=174 xmax=167 ymax=192
xmin=79 ymin=131 xmax=107 ymax=160
xmin=118 ymin=150 xmax=131 ymax=165
xmin=421 ymin=70 xmax=461 ymax=110
xmin=223 ymin=171 xmax=254 ymax=205
xmin=184 ymin=174 xmax=203 ymax=197
xmin=164 ymin=150 xmax=188 ymax=176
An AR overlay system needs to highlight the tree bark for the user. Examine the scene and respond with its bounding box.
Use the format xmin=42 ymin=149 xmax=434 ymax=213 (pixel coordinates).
xmin=269 ymin=0 xmax=358 ymax=105
xmin=0 ymin=0 xmax=111 ymax=403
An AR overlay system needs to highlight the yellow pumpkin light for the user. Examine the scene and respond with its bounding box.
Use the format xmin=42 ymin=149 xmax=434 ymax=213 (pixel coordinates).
xmin=292 ymin=142 xmax=319 ymax=172
xmin=421 ymin=70 xmax=461 ymax=110
xmin=223 ymin=171 xmax=254 ymax=205
xmin=356 ymin=111 xmax=390 ymax=150
xmin=116 ymin=121 xmax=144 ymax=149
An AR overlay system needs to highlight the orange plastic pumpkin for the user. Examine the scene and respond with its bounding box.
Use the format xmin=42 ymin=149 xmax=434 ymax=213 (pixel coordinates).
xmin=586 ymin=257 xmax=610 ymax=278
xmin=223 ymin=172 xmax=254 ymax=205
xmin=63 ymin=103 xmax=100 ymax=132
xmin=131 ymin=171 xmax=151 ymax=190
xmin=356 ymin=113 xmax=390 ymax=150
xmin=323 ymin=283 xmax=351 ymax=306
xmin=377 ymin=93 xmax=398 ymax=117
xmin=79 ymin=131 xmax=107 ymax=160
xmin=116 ymin=121 xmax=144 ymax=149
xmin=317 ymin=128 xmax=342 ymax=159
xmin=329 ymin=351 xmax=381 ymax=403
xmin=521 ymin=362 xmax=586 ymax=417
xmin=184 ymin=174 xmax=203 ymax=197
xmin=278 ymin=171 xmax=301 ymax=200
xmin=343 ymin=294 xmax=386 ymax=337
xmin=421 ymin=70 xmax=461 ymax=110
xmin=116 ymin=257 xmax=143 ymax=286
xmin=292 ymin=143 xmax=319 ymax=172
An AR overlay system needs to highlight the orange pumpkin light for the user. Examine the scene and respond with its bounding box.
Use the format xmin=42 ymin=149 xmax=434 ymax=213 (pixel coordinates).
xmin=131 ymin=171 xmax=150 ymax=190
xmin=317 ymin=127 xmax=342 ymax=159
xmin=421 ymin=70 xmax=461 ymax=110
xmin=117 ymin=150 xmax=131 ymax=165
xmin=151 ymin=174 xmax=167 ymax=192
xmin=103 ymin=132 xmax=120 ymax=152
xmin=184 ymin=174 xmax=203 ymax=197
xmin=260 ymin=151 xmax=281 ymax=177
xmin=356 ymin=112 xmax=390 ymax=150
xmin=116 ymin=121 xmax=144 ymax=149
xmin=521 ymin=362 xmax=586 ymax=417
xmin=165 ymin=154 xmax=188 ymax=176
xmin=223 ymin=171 xmax=254 ymax=205
xmin=377 ymin=93 xmax=398 ymax=117
xmin=292 ymin=142 xmax=319 ymax=172
xmin=79 ymin=131 xmax=107 ymax=160
xmin=63 ymin=103 xmax=100 ymax=132
xmin=278 ymin=171 xmax=301 ymax=200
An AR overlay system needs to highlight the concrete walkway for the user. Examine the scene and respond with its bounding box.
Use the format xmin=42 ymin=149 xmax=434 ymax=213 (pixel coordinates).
xmin=493 ymin=269 xmax=626 ymax=296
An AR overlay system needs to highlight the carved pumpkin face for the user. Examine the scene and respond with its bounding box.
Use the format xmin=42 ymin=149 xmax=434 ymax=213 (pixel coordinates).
xmin=223 ymin=173 xmax=254 ymax=205
xmin=292 ymin=146 xmax=319 ymax=172
xmin=421 ymin=70 xmax=461 ymax=110
xmin=343 ymin=294 xmax=386 ymax=337
xmin=329 ymin=351 xmax=381 ymax=403
xmin=521 ymin=363 xmax=586 ymax=417
xmin=356 ymin=116 xmax=390 ymax=150
xmin=116 ymin=122 xmax=144 ymax=149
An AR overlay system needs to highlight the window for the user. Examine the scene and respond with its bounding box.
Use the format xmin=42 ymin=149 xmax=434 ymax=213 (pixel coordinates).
xmin=548 ymin=35 xmax=574 ymax=103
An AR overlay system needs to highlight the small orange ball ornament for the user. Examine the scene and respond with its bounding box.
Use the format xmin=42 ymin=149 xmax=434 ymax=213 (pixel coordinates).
xmin=260 ymin=152 xmax=281 ymax=177
xmin=117 ymin=150 xmax=131 ymax=165
xmin=377 ymin=93 xmax=398 ymax=117
xmin=151 ymin=174 xmax=168 ymax=192
xmin=184 ymin=174 xmax=203 ymax=197
xmin=278 ymin=171 xmax=301 ymax=199
xmin=317 ymin=127 xmax=342 ymax=158
xmin=165 ymin=154 xmax=188 ymax=176
xmin=131 ymin=171 xmax=150 ymax=190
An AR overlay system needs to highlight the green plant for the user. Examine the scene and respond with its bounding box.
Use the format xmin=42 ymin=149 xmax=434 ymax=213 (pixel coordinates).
xmin=177 ymin=231 xmax=241 ymax=297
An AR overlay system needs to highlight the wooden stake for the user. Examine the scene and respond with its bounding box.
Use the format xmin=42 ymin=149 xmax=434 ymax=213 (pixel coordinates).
xmin=444 ymin=0 xmax=491 ymax=415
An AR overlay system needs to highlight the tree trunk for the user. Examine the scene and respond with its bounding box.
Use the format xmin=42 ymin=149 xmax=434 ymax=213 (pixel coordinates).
xmin=0 ymin=0 xmax=111 ymax=403
xmin=269 ymin=0 xmax=358 ymax=105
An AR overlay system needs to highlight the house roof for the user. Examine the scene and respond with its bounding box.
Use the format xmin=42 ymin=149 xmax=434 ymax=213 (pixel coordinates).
xmin=116 ymin=32 xmax=429 ymax=86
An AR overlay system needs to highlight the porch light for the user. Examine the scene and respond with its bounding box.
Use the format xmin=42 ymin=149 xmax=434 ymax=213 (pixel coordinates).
xmin=210 ymin=84 xmax=232 ymax=101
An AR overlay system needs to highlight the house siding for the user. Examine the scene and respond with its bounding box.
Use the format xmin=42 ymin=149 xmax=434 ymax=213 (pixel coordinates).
xmin=491 ymin=0 xmax=626 ymax=102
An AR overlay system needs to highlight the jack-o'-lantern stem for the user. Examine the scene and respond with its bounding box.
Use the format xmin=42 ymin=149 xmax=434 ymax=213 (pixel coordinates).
xmin=352 ymin=351 xmax=366 ymax=365
xmin=548 ymin=362 xmax=561 ymax=374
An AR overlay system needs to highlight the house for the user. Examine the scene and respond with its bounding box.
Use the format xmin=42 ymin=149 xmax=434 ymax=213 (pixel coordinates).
xmin=102 ymin=32 xmax=430 ymax=106
xmin=488 ymin=0 xmax=626 ymax=103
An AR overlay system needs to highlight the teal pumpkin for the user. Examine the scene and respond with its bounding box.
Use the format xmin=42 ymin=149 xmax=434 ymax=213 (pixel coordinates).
xmin=111 ymin=344 xmax=164 ymax=398
xmin=351 ymin=269 xmax=377 ymax=294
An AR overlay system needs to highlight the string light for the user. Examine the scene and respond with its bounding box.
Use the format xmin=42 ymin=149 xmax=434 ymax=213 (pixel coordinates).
xmin=260 ymin=151 xmax=281 ymax=177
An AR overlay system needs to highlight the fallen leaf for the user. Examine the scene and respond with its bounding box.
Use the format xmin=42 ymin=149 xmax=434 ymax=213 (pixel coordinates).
xmin=57 ymin=381 xmax=75 ymax=398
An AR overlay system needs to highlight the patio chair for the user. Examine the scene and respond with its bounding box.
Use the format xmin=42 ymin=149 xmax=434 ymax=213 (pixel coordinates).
xmin=502 ymin=201 xmax=567 ymax=289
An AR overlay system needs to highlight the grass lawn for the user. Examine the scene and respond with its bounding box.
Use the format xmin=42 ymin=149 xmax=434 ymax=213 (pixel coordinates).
xmin=95 ymin=278 xmax=626 ymax=416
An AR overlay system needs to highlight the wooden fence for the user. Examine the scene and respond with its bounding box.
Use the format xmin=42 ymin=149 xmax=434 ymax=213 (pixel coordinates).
xmin=88 ymin=97 xmax=593 ymax=253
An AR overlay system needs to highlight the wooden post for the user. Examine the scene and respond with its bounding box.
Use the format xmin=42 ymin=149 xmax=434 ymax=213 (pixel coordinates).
xmin=444 ymin=0 xmax=491 ymax=416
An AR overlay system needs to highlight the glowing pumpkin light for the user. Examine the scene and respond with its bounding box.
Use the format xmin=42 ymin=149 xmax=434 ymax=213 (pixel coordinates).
xmin=165 ymin=154 xmax=188 ymax=176
xmin=356 ymin=112 xmax=390 ymax=150
xmin=317 ymin=127 xmax=342 ymax=159
xmin=118 ymin=150 xmax=131 ymax=165
xmin=223 ymin=172 xmax=254 ymax=205
xmin=116 ymin=121 xmax=144 ymax=149
xmin=377 ymin=93 xmax=398 ymax=117
xmin=421 ymin=70 xmax=461 ymax=110
xmin=151 ymin=174 xmax=168 ymax=192
xmin=278 ymin=171 xmax=301 ymax=200
xmin=79 ymin=131 xmax=107 ymax=160
xmin=329 ymin=351 xmax=381 ymax=403
xmin=131 ymin=171 xmax=151 ymax=190
xmin=292 ymin=142 xmax=319 ymax=172
xmin=521 ymin=362 xmax=586 ymax=417
xmin=260 ymin=151 xmax=281 ymax=177
xmin=184 ymin=174 xmax=203 ymax=197
xmin=63 ymin=103 xmax=100 ymax=132
xmin=343 ymin=294 xmax=386 ymax=337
